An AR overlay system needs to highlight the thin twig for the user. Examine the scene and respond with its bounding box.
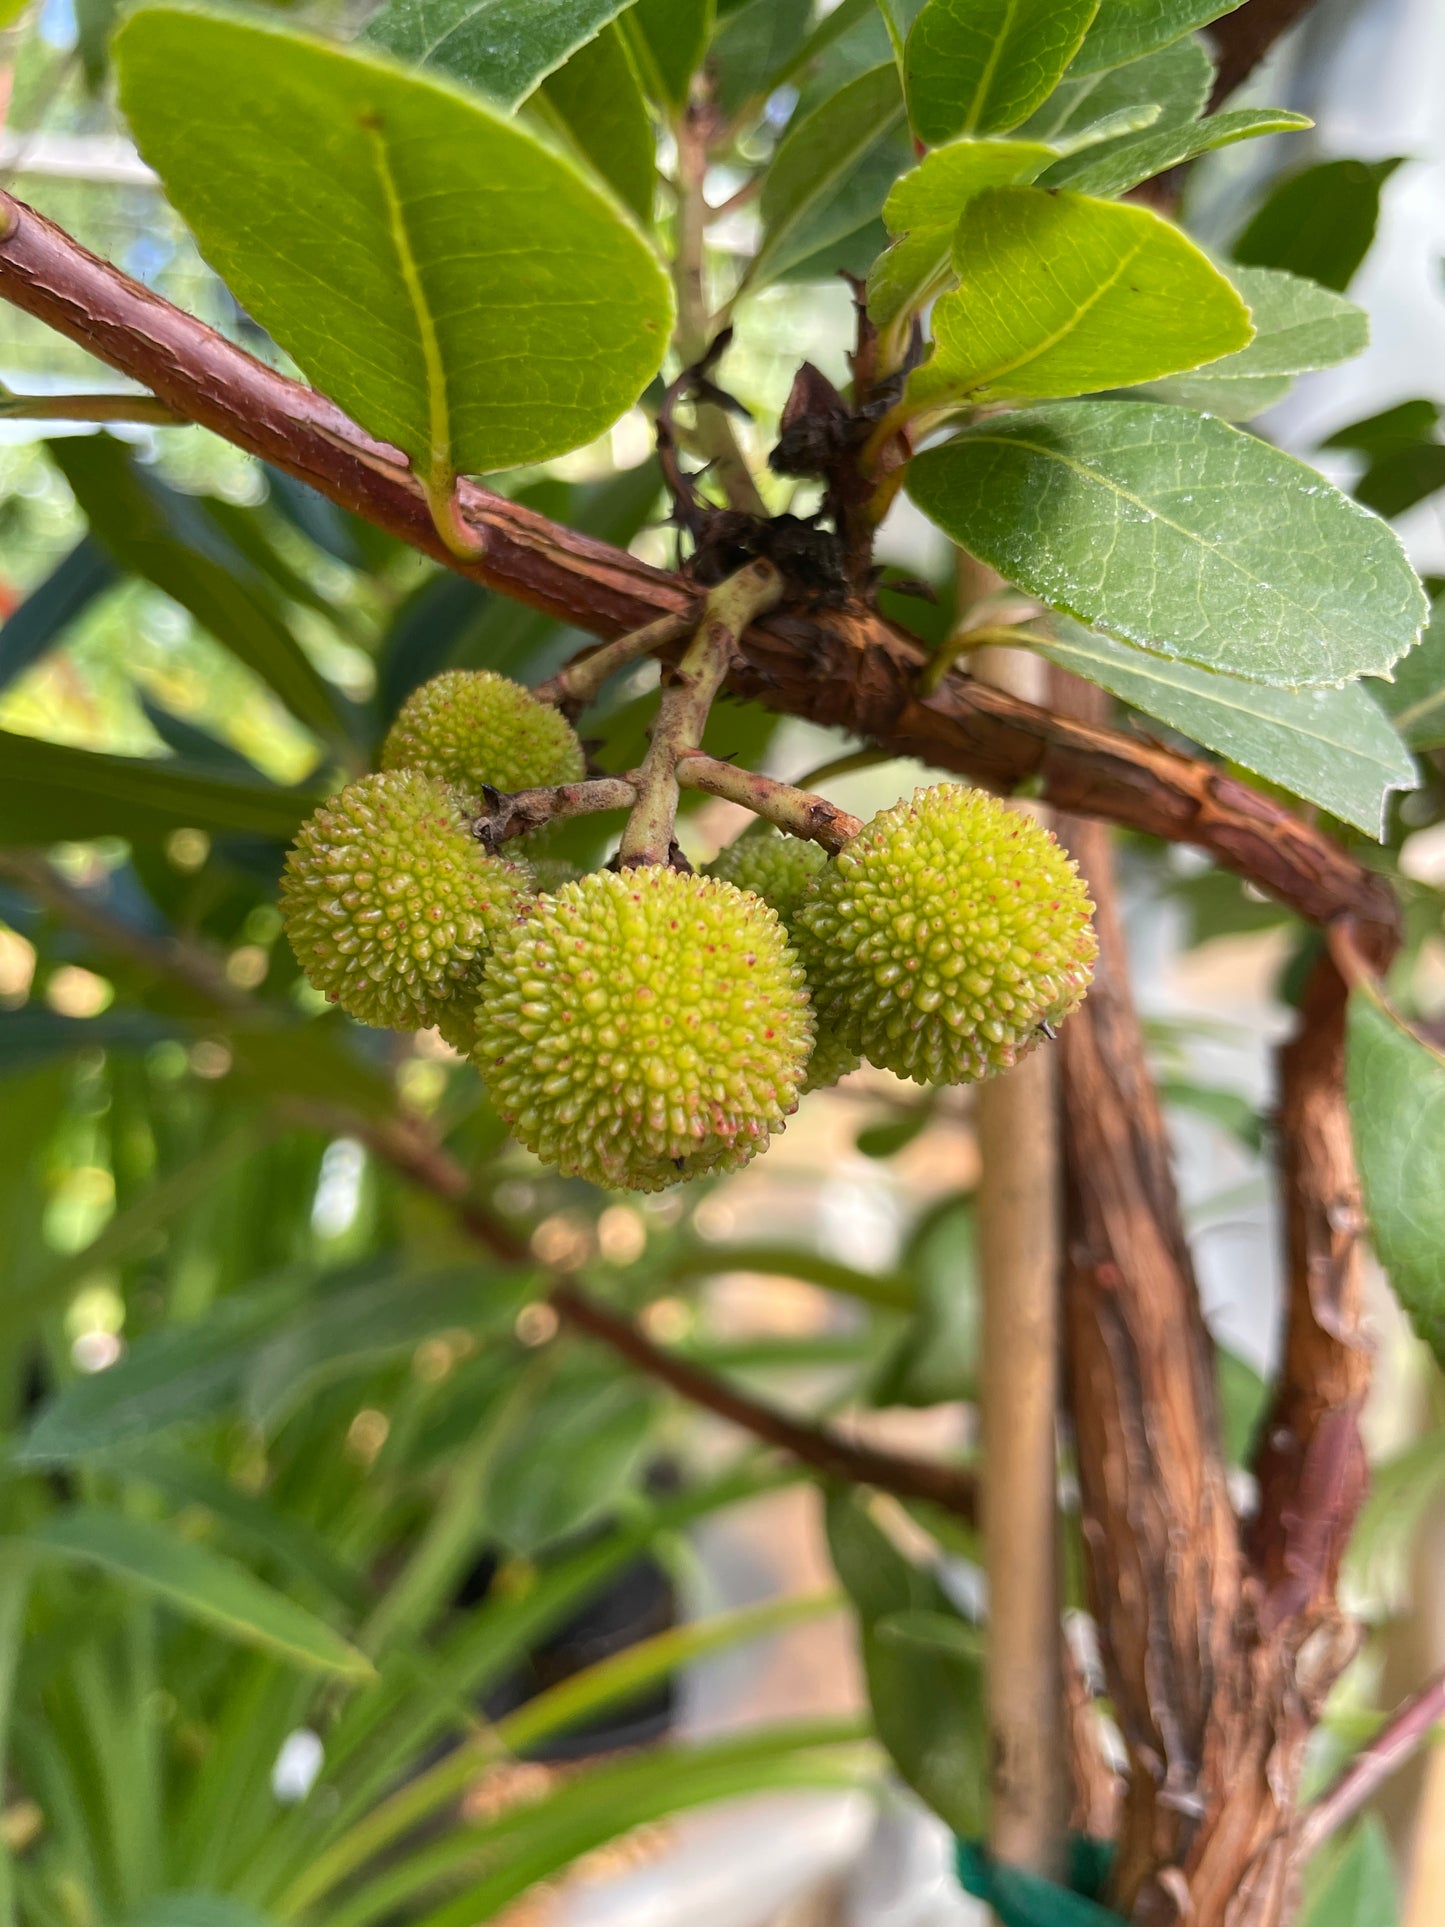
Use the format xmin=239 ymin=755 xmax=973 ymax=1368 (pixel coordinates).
xmin=532 ymin=609 xmax=696 ymax=721
xmin=1296 ymin=1672 xmax=1445 ymax=1862
xmin=472 ymin=775 xmax=638 ymax=851
xmin=675 ymin=754 xmax=862 ymax=851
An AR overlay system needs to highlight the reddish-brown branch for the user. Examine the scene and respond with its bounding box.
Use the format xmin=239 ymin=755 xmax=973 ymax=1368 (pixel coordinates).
xmin=1057 ymin=815 xmax=1243 ymax=1921
xmin=0 ymin=191 xmax=1398 ymax=960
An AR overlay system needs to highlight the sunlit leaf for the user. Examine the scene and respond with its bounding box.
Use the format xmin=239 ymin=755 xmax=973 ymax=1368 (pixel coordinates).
xmin=907 ymin=401 xmax=1426 ymax=686
xmin=364 ymin=0 xmax=634 ymax=108
xmin=904 ymin=0 xmax=1098 ymax=143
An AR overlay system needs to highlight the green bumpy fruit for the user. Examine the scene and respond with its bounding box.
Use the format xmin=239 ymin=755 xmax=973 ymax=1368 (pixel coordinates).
xmin=381 ymin=669 xmax=586 ymax=796
xmin=281 ymin=770 xmax=531 ymax=1033
xmin=705 ymin=825 xmax=826 ymax=923
xmin=706 ymin=827 xmax=860 ymax=1092
xmin=475 ymin=867 xmax=814 ymax=1193
xmin=794 ymin=784 xmax=1096 ymax=1086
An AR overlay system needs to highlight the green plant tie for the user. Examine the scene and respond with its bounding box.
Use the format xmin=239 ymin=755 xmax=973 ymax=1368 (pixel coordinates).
xmin=954 ymin=1837 xmax=1125 ymax=1926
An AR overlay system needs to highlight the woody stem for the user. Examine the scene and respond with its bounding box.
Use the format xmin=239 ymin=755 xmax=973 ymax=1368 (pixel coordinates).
xmin=617 ymin=559 xmax=783 ymax=868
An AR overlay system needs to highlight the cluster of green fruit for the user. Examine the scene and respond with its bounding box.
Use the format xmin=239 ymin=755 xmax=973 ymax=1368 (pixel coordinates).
xmin=282 ymin=669 xmax=1097 ymax=1192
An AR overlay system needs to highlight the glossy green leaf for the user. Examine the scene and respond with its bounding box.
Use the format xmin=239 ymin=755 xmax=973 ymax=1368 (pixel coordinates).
xmin=1376 ymin=596 xmax=1445 ymax=751
xmin=753 ymin=63 xmax=906 ymax=286
xmin=1071 ymin=0 xmax=1243 ymax=75
xmin=0 ymin=728 xmax=319 ymax=844
xmin=1036 ymin=623 xmax=1416 ymax=835
xmin=1040 ymin=105 xmax=1310 ymax=198
xmin=116 ymin=8 xmax=672 ymax=491
xmin=15 ymin=1509 xmax=374 ymax=1679
xmin=49 ymin=436 xmax=352 ymax=748
xmin=907 ymin=401 xmax=1426 ymax=686
xmin=910 ymin=190 xmax=1251 ymax=407
xmin=537 ymin=24 xmax=654 ymax=226
xmin=1298 ymin=1816 xmax=1400 ymax=1927
xmin=867 ymin=138 xmax=1057 ymax=328
xmin=1233 ymin=156 xmax=1404 ymax=293
xmin=826 ymin=1488 xmax=984 ymax=1834
xmin=1139 ymin=263 xmax=1368 ymax=418
xmin=625 ymin=0 xmax=712 ymax=106
xmin=1018 ymin=33 xmax=1208 ymax=143
xmin=364 ymin=0 xmax=632 ymax=107
xmin=0 ymin=535 xmax=117 ymax=697
xmin=904 ymin=0 xmax=1098 ymax=142
xmin=1348 ymin=989 xmax=1445 ymax=1367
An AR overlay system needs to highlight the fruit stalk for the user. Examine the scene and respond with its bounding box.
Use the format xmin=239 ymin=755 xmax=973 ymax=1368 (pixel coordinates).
xmin=473 ymin=775 xmax=639 ymax=849
xmin=532 ymin=607 xmax=696 ymax=719
xmin=675 ymin=754 xmax=862 ymax=852
xmin=618 ymin=559 xmax=782 ymax=868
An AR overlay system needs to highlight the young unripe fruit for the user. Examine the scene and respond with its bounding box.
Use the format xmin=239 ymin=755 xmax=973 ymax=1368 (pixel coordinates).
xmin=381 ymin=669 xmax=586 ymax=796
xmin=705 ymin=824 xmax=826 ymax=924
xmin=794 ymin=784 xmax=1096 ymax=1086
xmin=281 ymin=770 xmax=530 ymax=1033
xmin=475 ymin=867 xmax=813 ymax=1192
xmin=706 ymin=827 xmax=859 ymax=1091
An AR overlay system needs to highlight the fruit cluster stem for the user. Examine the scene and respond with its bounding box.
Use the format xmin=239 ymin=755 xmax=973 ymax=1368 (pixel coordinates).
xmin=531 ymin=608 xmax=695 ymax=720
xmin=676 ymin=754 xmax=862 ymax=853
xmin=618 ymin=559 xmax=783 ymax=868
xmin=473 ymin=775 xmax=638 ymax=850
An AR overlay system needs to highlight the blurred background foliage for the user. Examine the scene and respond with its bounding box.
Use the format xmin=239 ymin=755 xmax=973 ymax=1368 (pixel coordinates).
xmin=0 ymin=0 xmax=1443 ymax=1923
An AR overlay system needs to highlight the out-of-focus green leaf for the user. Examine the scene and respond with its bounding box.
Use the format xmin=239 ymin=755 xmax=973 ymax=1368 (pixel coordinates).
xmin=538 ymin=24 xmax=654 ymax=226
xmin=873 ymin=1190 xmax=976 ymax=1406
xmin=1139 ymin=264 xmax=1368 ymax=419
xmin=0 ymin=536 xmax=118 ymax=697
xmin=344 ymin=1722 xmax=871 ymax=1927
xmin=1071 ymin=0 xmax=1242 ymax=75
xmin=710 ymin=0 xmax=811 ymax=114
xmin=481 ymin=1360 xmax=658 ymax=1554
xmin=1036 ymin=623 xmax=1416 ymax=836
xmin=242 ymin=1263 xmax=533 ymax=1430
xmin=1233 ymin=157 xmax=1404 ymax=293
xmin=867 ymin=138 xmax=1056 ymax=329
xmin=0 ymin=1008 xmax=185 ymax=1072
xmin=120 ymin=1894 xmax=277 ymax=1927
xmin=1215 ymin=1345 xmax=1268 ymax=1465
xmin=1376 ymin=596 xmax=1445 ymax=751
xmin=1323 ymin=400 xmax=1440 ymax=464
xmin=908 ymin=189 xmax=1250 ymax=407
xmin=753 ymin=64 xmax=906 ymax=286
xmin=15 ymin=1509 xmax=374 ymax=1679
xmin=825 ymin=1488 xmax=984 ymax=1833
xmin=364 ymin=0 xmax=633 ymax=107
xmin=1 ymin=1123 xmax=271 ymax=1347
xmin=907 ymin=402 xmax=1426 ymax=687
xmin=1347 ymin=988 xmax=1445 ymax=1366
xmin=624 ymin=0 xmax=712 ymax=107
xmin=1354 ymin=445 xmax=1445 ymax=520
xmin=904 ymin=0 xmax=1097 ymax=143
xmin=49 ymin=436 xmax=353 ymax=748
xmin=1298 ymin=1816 xmax=1400 ymax=1927
xmin=116 ymin=9 xmax=672 ymax=488
xmin=0 ymin=729 xmax=320 ymax=844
